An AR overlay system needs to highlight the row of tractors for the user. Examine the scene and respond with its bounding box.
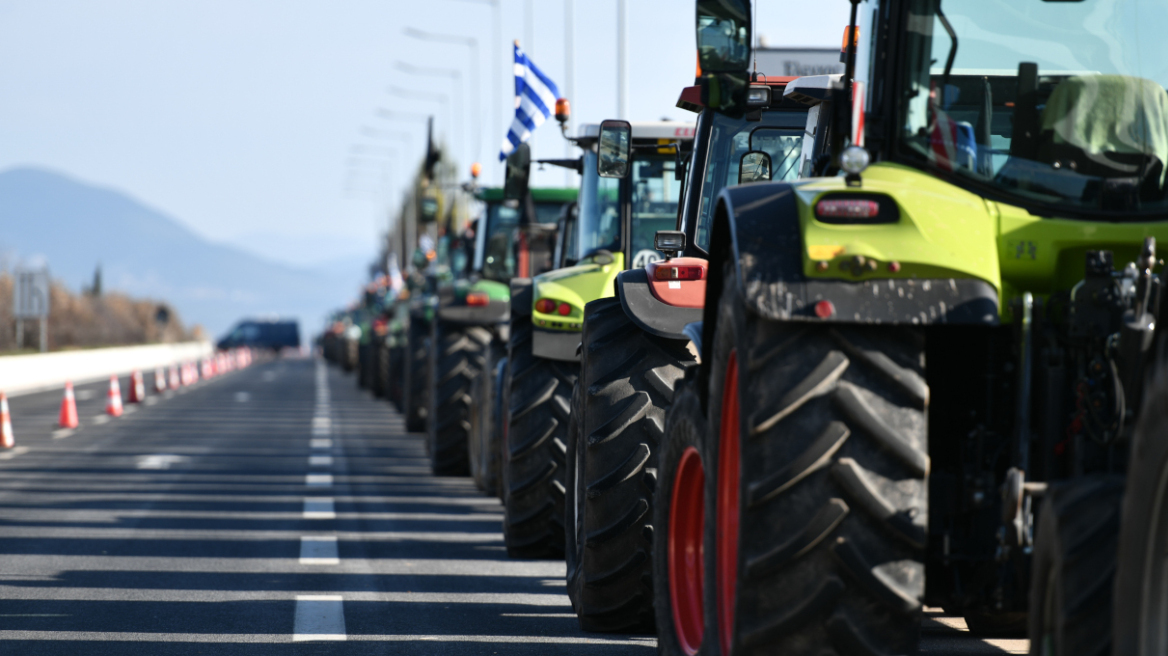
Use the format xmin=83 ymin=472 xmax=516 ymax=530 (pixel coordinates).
xmin=325 ymin=1 xmax=1168 ymax=654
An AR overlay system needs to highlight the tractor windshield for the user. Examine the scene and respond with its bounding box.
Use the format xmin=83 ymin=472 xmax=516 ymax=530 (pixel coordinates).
xmin=577 ymin=150 xmax=683 ymax=265
xmin=895 ymin=0 xmax=1168 ymax=216
xmin=694 ymin=111 xmax=806 ymax=251
xmin=479 ymin=200 xmax=563 ymax=282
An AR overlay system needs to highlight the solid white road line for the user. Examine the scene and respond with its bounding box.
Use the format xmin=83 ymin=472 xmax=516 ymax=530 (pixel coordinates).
xmin=305 ymin=474 xmax=333 ymax=488
xmin=299 ymin=536 xmax=340 ymax=565
xmin=308 ymin=455 xmax=333 ymax=467
xmin=303 ymin=498 xmax=336 ymax=519
xmin=292 ymin=595 xmax=346 ymax=641
xmin=310 ymin=439 xmax=332 ymax=449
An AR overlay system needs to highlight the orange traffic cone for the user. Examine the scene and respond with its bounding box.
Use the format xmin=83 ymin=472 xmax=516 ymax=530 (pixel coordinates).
xmin=59 ymin=382 xmax=79 ymax=429
xmin=106 ymin=376 xmax=123 ymax=417
xmin=1 ymin=392 xmax=14 ymax=448
xmin=169 ymin=365 xmax=180 ymax=390
xmin=128 ymin=370 xmax=145 ymax=403
xmin=154 ymin=367 xmax=167 ymax=393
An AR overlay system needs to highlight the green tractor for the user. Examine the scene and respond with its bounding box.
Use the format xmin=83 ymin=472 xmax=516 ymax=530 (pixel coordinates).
xmin=499 ymin=121 xmax=696 ymax=559
xmin=563 ymin=75 xmax=835 ymax=632
xmin=652 ymin=1 xmax=1168 ymax=654
xmin=400 ymin=244 xmax=441 ymax=433
xmin=425 ymin=179 xmax=576 ymax=476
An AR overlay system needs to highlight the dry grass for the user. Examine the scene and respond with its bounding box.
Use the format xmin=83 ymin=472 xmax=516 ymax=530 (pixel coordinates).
xmin=0 ymin=273 xmax=197 ymax=352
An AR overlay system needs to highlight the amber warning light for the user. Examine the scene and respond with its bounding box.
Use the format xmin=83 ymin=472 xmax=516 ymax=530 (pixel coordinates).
xmin=555 ymin=98 xmax=571 ymax=125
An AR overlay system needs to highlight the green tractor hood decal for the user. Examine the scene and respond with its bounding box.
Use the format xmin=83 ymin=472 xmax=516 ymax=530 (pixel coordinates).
xmin=531 ymin=253 xmax=625 ymax=331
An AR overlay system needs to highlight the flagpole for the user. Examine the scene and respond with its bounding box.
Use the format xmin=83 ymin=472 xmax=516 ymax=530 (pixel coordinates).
xmin=617 ymin=0 xmax=628 ymax=120
xmin=564 ymin=0 xmax=574 ymax=187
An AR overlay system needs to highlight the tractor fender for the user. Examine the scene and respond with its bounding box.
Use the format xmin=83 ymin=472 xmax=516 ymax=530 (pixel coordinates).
xmin=696 ymin=182 xmax=999 ymax=405
xmin=437 ymin=300 xmax=508 ymax=327
xmin=705 ymin=181 xmax=998 ymax=326
xmin=614 ymin=268 xmax=703 ymax=342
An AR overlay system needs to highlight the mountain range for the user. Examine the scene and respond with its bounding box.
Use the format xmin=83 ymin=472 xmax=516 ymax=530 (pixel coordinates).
xmin=0 ymin=167 xmax=371 ymax=338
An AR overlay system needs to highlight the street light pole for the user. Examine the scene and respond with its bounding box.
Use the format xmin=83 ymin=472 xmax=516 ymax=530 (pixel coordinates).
xmin=386 ymin=86 xmax=452 ymax=146
xmin=394 ymin=61 xmax=463 ymax=158
xmin=564 ymin=0 xmax=574 ymax=186
xmin=403 ymin=28 xmax=481 ymax=167
xmin=447 ymin=0 xmax=500 ymax=180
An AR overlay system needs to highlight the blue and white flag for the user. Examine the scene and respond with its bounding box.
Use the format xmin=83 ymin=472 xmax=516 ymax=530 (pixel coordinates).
xmin=499 ymin=43 xmax=560 ymax=161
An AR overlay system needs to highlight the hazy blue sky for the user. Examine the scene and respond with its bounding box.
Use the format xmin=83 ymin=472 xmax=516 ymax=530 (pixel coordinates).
xmin=0 ymin=1 xmax=850 ymax=270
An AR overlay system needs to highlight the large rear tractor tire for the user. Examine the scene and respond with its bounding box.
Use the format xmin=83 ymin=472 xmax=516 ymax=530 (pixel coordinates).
xmin=357 ymin=342 xmax=372 ymax=389
xmin=503 ymin=279 xmax=577 ymax=558
xmin=653 ymin=376 xmax=712 ymax=655
xmin=706 ymin=266 xmax=927 ymax=655
xmin=387 ymin=342 xmax=405 ymax=411
xmin=470 ymin=339 xmax=508 ymax=494
xmin=1027 ymin=476 xmax=1123 ymax=656
xmin=1112 ymin=353 xmax=1168 ymax=656
xmin=371 ymin=340 xmax=388 ymax=398
xmin=402 ymin=317 xmax=430 ymax=433
xmin=565 ymin=297 xmax=696 ymax=633
xmin=342 ymin=338 xmax=357 ymax=373
xmin=426 ymin=322 xmax=490 ymax=476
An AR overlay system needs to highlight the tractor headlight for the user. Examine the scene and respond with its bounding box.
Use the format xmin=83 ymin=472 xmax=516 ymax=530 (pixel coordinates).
xmin=840 ymin=146 xmax=870 ymax=175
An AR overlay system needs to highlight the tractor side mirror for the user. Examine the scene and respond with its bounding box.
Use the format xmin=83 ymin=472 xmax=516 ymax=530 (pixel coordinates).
xmin=654 ymin=230 xmax=686 ymax=259
xmin=597 ymin=120 xmax=632 ymax=179
xmin=695 ymin=0 xmax=752 ymax=74
xmin=738 ymin=151 xmax=772 ymax=184
xmin=504 ymin=142 xmax=532 ymax=200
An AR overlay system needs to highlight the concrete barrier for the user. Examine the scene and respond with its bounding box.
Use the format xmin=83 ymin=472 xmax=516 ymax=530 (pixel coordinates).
xmin=0 ymin=342 xmax=214 ymax=397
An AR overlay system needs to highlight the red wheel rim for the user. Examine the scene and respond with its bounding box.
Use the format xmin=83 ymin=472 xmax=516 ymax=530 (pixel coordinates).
xmin=669 ymin=446 xmax=705 ymax=654
xmin=717 ymin=350 xmax=740 ymax=654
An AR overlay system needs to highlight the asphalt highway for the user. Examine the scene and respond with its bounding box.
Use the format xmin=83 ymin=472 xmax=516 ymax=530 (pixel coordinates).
xmin=0 ymin=357 xmax=1028 ymax=654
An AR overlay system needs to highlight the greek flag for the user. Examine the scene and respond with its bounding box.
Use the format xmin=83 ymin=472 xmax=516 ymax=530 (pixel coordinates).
xmin=499 ymin=42 xmax=560 ymax=161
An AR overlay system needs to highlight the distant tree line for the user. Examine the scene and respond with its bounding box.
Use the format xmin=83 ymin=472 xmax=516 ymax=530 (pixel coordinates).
xmin=0 ymin=271 xmax=200 ymax=353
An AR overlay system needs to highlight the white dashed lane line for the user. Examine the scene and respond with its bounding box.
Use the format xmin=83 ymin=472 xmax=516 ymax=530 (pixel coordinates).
xmin=303 ymin=497 xmax=336 ymax=519
xmin=292 ymin=595 xmax=346 ymax=642
xmin=299 ymin=536 xmax=340 ymax=565
xmin=311 ymin=417 xmax=330 ymax=436
xmin=305 ymin=473 xmax=333 ymax=488
xmin=309 ymin=455 xmax=333 ymax=467
xmin=310 ymin=438 xmax=332 ymax=449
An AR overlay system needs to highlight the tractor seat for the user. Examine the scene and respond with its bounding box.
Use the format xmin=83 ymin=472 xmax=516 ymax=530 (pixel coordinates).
xmin=1036 ymin=75 xmax=1168 ymax=191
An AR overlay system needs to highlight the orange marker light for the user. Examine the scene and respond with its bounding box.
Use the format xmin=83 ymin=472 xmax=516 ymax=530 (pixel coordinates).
xmin=470 ymin=162 xmax=482 ymax=179
xmin=555 ymin=98 xmax=570 ymax=124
